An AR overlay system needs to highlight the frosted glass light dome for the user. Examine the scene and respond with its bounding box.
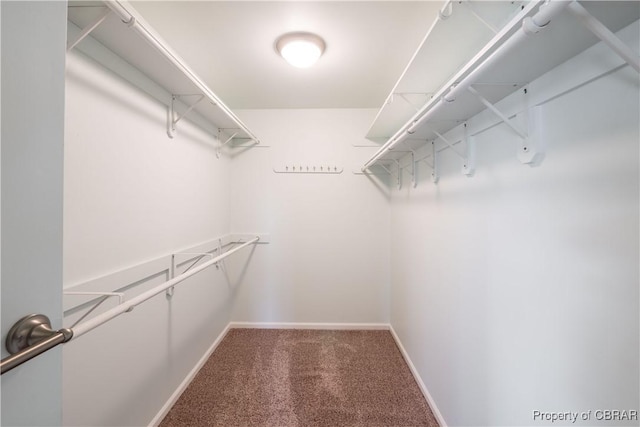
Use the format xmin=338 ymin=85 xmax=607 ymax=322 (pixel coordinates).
xmin=276 ymin=33 xmax=326 ymax=68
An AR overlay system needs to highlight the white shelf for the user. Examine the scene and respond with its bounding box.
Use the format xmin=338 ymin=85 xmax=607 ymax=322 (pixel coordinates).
xmin=364 ymin=0 xmax=640 ymax=168
xmin=67 ymin=1 xmax=259 ymax=144
xmin=367 ymin=0 xmax=526 ymax=140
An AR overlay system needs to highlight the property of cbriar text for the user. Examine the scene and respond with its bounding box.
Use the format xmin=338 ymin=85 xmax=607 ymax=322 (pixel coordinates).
xmin=533 ymin=410 xmax=638 ymax=423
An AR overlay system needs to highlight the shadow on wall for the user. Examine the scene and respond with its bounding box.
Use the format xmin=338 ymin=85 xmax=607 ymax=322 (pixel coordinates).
xmin=66 ymin=54 xmax=219 ymax=151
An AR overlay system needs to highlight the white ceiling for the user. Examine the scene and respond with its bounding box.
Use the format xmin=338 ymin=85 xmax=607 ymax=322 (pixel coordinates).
xmin=129 ymin=1 xmax=444 ymax=110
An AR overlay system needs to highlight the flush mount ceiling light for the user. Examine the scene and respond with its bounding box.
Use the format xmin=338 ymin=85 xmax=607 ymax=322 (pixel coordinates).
xmin=276 ymin=32 xmax=326 ymax=68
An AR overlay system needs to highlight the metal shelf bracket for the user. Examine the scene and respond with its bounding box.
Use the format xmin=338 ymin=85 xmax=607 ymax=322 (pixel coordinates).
xmin=431 ymin=141 xmax=439 ymax=183
xmin=567 ymin=1 xmax=640 ymax=74
xmin=168 ymin=251 xmax=215 ymax=297
xmin=468 ymin=86 xmax=527 ymax=138
xmin=396 ymin=145 xmax=418 ymax=188
xmin=462 ymin=0 xmax=499 ymax=34
xmin=378 ymin=163 xmax=393 ymax=178
xmin=410 ymin=151 xmax=417 ymax=187
xmin=376 ymin=159 xmax=402 ymax=189
xmin=430 ymin=126 xmax=473 ymax=176
xmin=167 ymin=94 xmax=205 ymax=139
xmin=394 ymin=160 xmax=403 ymax=190
xmin=64 ymin=292 xmax=127 ymax=326
xmin=516 ymin=104 xmax=543 ymax=165
xmin=353 ymin=165 xmax=392 ymax=176
xmin=396 ymin=93 xmax=434 ymax=112
xmin=216 ymin=129 xmax=240 ymax=158
xmin=462 ymin=123 xmax=476 ymax=176
xmin=67 ymin=7 xmax=111 ymax=52
xmin=415 ymin=142 xmax=439 ymax=184
xmin=468 ymin=86 xmax=543 ymax=165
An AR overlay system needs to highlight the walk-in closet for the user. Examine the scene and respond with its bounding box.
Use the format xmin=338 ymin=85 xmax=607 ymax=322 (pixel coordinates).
xmin=2 ymin=1 xmax=638 ymax=426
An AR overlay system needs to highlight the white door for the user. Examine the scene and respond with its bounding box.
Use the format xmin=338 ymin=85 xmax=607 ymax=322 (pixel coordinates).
xmin=1 ymin=1 xmax=67 ymax=425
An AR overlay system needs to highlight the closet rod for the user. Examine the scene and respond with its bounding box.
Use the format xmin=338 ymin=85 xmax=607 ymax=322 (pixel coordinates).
xmin=0 ymin=236 xmax=260 ymax=375
xmin=362 ymin=0 xmax=569 ymax=171
xmin=72 ymin=236 xmax=259 ymax=338
xmin=105 ymin=0 xmax=260 ymax=144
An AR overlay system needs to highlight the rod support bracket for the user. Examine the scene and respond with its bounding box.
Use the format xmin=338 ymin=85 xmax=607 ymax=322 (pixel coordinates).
xmin=6 ymin=314 xmax=72 ymax=355
xmin=522 ymin=16 xmax=546 ymax=35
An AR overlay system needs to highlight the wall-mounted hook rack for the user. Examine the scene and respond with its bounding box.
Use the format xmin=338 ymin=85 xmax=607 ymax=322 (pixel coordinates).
xmin=274 ymin=165 xmax=343 ymax=174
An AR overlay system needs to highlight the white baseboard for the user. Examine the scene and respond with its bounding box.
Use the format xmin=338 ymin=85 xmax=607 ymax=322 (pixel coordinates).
xmin=388 ymin=325 xmax=448 ymax=427
xmin=148 ymin=323 xmax=232 ymax=427
xmin=228 ymin=321 xmax=390 ymax=330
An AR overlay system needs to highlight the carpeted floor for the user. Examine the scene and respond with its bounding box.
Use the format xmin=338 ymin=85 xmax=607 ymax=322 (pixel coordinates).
xmin=160 ymin=329 xmax=439 ymax=427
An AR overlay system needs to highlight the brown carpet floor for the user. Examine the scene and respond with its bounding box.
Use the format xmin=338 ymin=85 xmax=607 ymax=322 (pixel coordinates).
xmin=160 ymin=329 xmax=439 ymax=427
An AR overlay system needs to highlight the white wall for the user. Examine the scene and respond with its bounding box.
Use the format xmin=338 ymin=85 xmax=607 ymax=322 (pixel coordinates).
xmin=63 ymin=50 xmax=392 ymax=427
xmin=1 ymin=2 xmax=67 ymax=426
xmin=64 ymin=52 xmax=232 ymax=287
xmin=63 ymin=50 xmax=235 ymax=426
xmin=389 ymin=35 xmax=639 ymax=427
xmin=228 ymin=109 xmax=391 ymax=325
xmin=60 ymin=9 xmax=639 ymax=427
